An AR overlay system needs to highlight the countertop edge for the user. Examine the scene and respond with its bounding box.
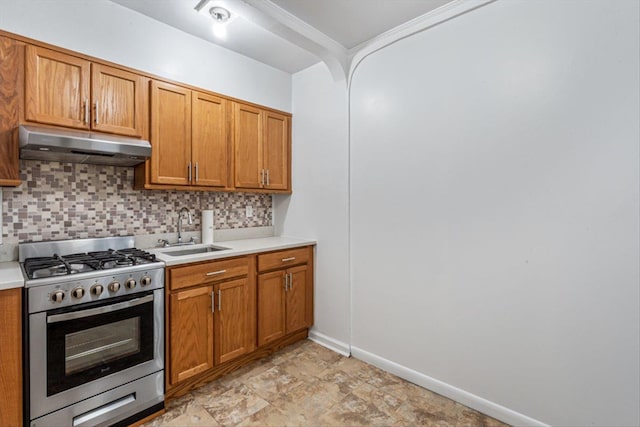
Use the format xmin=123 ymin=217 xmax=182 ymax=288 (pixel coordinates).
xmin=0 ymin=261 xmax=25 ymax=290
xmin=150 ymin=237 xmax=317 ymax=267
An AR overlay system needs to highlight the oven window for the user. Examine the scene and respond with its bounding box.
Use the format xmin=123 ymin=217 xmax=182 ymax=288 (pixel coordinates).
xmin=47 ymin=292 xmax=155 ymax=396
xmin=65 ymin=317 xmax=141 ymax=375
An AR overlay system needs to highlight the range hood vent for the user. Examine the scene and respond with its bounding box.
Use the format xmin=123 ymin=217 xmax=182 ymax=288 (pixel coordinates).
xmin=19 ymin=125 xmax=151 ymax=167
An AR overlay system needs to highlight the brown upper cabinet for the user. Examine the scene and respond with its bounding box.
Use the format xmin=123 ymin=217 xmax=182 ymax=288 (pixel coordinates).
xmin=192 ymin=92 xmax=229 ymax=188
xmin=150 ymin=81 xmax=192 ymax=186
xmin=149 ymin=81 xmax=229 ymax=188
xmin=0 ymin=35 xmax=22 ymax=187
xmin=1 ymin=30 xmax=292 ymax=193
xmin=234 ymin=102 xmax=290 ymax=192
xmin=24 ymin=45 xmax=146 ymax=137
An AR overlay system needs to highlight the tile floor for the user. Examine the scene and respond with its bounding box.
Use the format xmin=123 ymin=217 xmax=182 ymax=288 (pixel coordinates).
xmin=143 ymin=340 xmax=509 ymax=427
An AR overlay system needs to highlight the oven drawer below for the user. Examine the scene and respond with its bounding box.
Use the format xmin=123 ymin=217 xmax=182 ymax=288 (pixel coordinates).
xmin=30 ymin=371 xmax=164 ymax=427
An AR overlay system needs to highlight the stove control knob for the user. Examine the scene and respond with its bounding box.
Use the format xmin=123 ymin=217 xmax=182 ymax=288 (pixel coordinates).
xmin=140 ymin=276 xmax=151 ymax=287
xmin=51 ymin=290 xmax=65 ymax=304
xmin=71 ymin=287 xmax=85 ymax=299
xmin=125 ymin=278 xmax=137 ymax=289
xmin=91 ymin=284 xmax=104 ymax=296
xmin=108 ymin=281 xmax=121 ymax=292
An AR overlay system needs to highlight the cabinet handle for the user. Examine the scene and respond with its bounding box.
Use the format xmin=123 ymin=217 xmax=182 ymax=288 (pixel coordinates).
xmin=211 ymin=291 xmax=215 ymax=313
xmin=266 ymin=169 xmax=270 ymax=186
xmin=206 ymin=269 xmax=226 ymax=276
xmin=188 ymin=162 xmax=192 ymax=182
xmin=94 ymin=101 xmax=98 ymax=125
xmin=260 ymin=169 xmax=265 ymax=186
xmin=284 ymin=272 xmax=289 ymax=291
xmin=281 ymin=257 xmax=296 ymax=263
xmin=289 ymin=272 xmax=293 ymax=290
xmin=195 ymin=162 xmax=199 ymax=182
xmin=84 ymin=99 xmax=89 ymax=124
xmin=218 ymin=289 xmax=222 ymax=311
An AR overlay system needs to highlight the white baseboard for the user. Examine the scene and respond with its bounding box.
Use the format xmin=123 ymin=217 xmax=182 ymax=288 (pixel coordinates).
xmin=308 ymin=330 xmax=351 ymax=357
xmin=350 ymin=346 xmax=548 ymax=427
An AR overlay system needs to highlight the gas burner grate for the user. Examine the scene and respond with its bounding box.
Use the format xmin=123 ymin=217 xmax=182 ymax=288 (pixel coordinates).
xmin=23 ymin=248 xmax=158 ymax=279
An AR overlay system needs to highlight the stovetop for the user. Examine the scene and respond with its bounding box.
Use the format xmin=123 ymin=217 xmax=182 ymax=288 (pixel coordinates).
xmin=19 ymin=236 xmax=165 ymax=289
xmin=23 ymin=248 xmax=158 ymax=280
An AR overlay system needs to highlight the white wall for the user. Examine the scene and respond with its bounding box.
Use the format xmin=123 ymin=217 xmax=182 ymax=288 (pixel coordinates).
xmin=350 ymin=1 xmax=639 ymax=426
xmin=0 ymin=0 xmax=291 ymax=112
xmin=274 ymin=62 xmax=350 ymax=353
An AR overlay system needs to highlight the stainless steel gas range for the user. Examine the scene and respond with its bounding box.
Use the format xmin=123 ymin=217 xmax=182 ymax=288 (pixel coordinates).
xmin=20 ymin=236 xmax=165 ymax=427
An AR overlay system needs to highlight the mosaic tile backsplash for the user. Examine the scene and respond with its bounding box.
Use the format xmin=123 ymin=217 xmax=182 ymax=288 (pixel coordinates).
xmin=1 ymin=160 xmax=272 ymax=243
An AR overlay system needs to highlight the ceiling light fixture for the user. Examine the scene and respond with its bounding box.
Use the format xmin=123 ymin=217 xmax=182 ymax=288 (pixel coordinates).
xmin=209 ymin=6 xmax=230 ymax=38
xmin=209 ymin=6 xmax=230 ymax=24
xmin=194 ymin=1 xmax=234 ymax=40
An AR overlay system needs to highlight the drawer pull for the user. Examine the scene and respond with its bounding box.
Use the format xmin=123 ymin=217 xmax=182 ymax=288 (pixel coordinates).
xmin=281 ymin=257 xmax=296 ymax=262
xmin=206 ymin=269 xmax=226 ymax=276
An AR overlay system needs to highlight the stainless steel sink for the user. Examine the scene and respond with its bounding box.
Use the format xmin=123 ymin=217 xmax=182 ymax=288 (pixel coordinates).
xmin=161 ymin=245 xmax=230 ymax=256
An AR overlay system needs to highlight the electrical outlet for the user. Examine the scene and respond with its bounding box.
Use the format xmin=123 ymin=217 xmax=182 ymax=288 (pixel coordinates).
xmin=245 ymin=205 xmax=253 ymax=218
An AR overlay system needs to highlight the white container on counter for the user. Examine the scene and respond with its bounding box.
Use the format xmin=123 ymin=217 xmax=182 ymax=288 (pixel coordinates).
xmin=201 ymin=210 xmax=214 ymax=244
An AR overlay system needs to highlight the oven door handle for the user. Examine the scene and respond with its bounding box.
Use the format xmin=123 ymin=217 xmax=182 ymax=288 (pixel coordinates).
xmin=47 ymin=294 xmax=154 ymax=324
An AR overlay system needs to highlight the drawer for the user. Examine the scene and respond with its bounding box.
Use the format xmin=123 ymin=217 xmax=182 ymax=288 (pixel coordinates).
xmin=169 ymin=257 xmax=249 ymax=291
xmin=258 ymin=246 xmax=310 ymax=272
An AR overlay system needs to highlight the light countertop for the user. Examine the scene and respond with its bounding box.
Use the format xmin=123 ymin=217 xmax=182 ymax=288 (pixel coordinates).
xmin=0 ymin=262 xmax=24 ymax=290
xmin=150 ymin=236 xmax=316 ymax=267
xmin=0 ymin=236 xmax=316 ymax=288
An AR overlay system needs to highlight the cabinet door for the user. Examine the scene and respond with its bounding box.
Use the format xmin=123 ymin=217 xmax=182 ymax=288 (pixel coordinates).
xmin=169 ymin=286 xmax=214 ymax=385
xmin=150 ymin=81 xmax=191 ymax=185
xmin=263 ymin=111 xmax=290 ymax=191
xmin=214 ymin=278 xmax=250 ymax=364
xmin=233 ymin=102 xmax=262 ymax=189
xmin=25 ymin=45 xmax=90 ymax=129
xmin=192 ymin=92 xmax=228 ymax=187
xmin=0 ymin=36 xmax=21 ymax=187
xmin=92 ymin=64 xmax=146 ymax=137
xmin=257 ymin=270 xmax=286 ymax=346
xmin=286 ymin=265 xmax=310 ymax=334
xmin=0 ymin=289 xmax=22 ymax=426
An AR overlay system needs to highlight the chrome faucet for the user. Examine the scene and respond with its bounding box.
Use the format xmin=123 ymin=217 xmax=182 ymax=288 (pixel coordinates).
xmin=177 ymin=207 xmax=193 ymax=244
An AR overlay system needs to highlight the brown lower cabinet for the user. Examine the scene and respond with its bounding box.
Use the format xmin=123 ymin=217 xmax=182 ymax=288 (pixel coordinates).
xmin=257 ymin=246 xmax=314 ymax=346
xmin=0 ymin=288 xmax=22 ymax=427
xmin=165 ymin=246 xmax=314 ymax=399
xmin=167 ymin=256 xmax=256 ymax=388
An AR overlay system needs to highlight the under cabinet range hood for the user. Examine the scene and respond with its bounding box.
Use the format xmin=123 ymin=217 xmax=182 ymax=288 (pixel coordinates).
xmin=19 ymin=125 xmax=151 ymax=167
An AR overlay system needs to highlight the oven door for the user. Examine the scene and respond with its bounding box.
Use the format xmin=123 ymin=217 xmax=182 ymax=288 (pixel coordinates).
xmin=46 ymin=292 xmax=154 ymax=396
xmin=29 ymin=288 xmax=164 ymax=421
